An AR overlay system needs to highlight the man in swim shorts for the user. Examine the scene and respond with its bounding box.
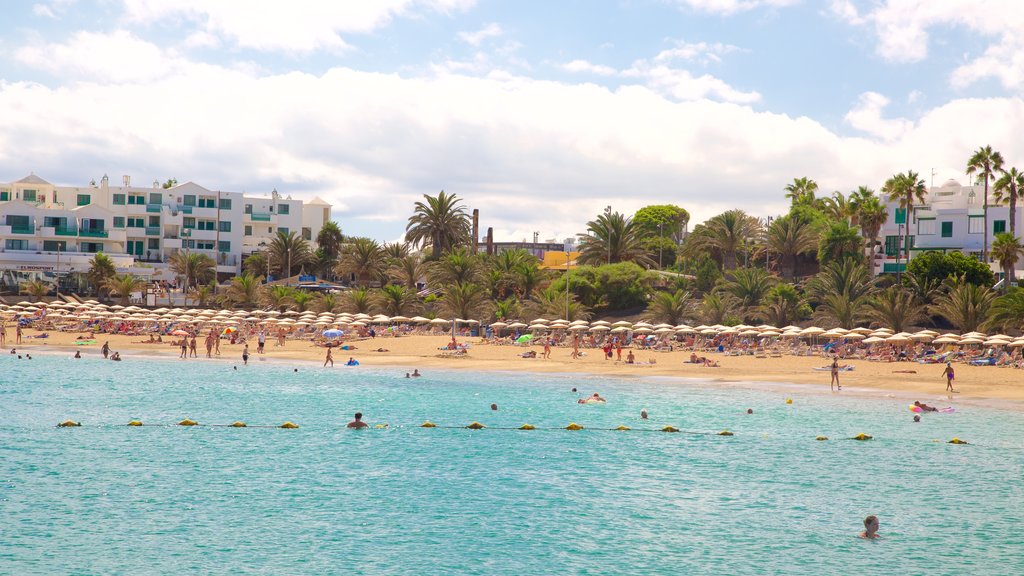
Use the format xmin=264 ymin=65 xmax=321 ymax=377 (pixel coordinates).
xmin=347 ymin=412 xmax=368 ymax=429
xmin=943 ymin=362 xmax=955 ymax=393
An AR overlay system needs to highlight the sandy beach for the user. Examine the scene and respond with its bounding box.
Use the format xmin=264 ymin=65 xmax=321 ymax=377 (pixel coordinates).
xmin=13 ymin=326 xmax=1024 ymax=408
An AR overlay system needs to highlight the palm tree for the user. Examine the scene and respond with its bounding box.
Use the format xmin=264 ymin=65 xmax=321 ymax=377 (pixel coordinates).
xmin=882 ymin=171 xmax=927 ymax=269
xmin=103 ymin=274 xmax=146 ymax=306
xmin=856 ymin=194 xmax=888 ymax=262
xmin=699 ymin=292 xmax=735 ymax=324
xmin=187 ymin=284 xmax=216 ymax=307
xmin=966 ymin=145 xmax=1005 ymax=262
xmin=901 ymin=270 xmax=942 ymax=304
xmin=382 ymin=241 xmax=411 ymax=261
xmin=994 ymin=167 xmax=1024 ymax=238
xmin=757 ymin=283 xmax=806 ymax=327
xmin=931 ymin=276 xmax=995 ymax=332
xmin=268 ymin=231 xmax=312 ymax=278
xmin=818 ymin=220 xmax=864 ymax=265
xmin=807 ymin=258 xmax=875 ymax=329
xmin=576 ymin=210 xmax=656 ymax=268
xmin=87 ymin=252 xmax=117 ymax=297
xmin=315 ymin=292 xmax=342 ymax=313
xmin=378 ymin=284 xmax=420 ymax=316
xmin=405 ymin=190 xmax=472 ymax=259
xmin=988 ymin=288 xmax=1024 ymax=332
xmin=243 ymin=251 xmax=268 ymax=278
xmin=440 ymin=282 xmax=487 ymax=320
xmin=336 ymin=238 xmax=386 ymax=286
xmin=717 ymin=268 xmax=774 ymax=320
xmin=512 ymin=262 xmax=544 ymax=300
xmin=343 ymin=287 xmax=376 ymax=314
xmin=226 ymin=273 xmax=261 ymax=307
xmin=262 ymin=285 xmax=295 ymax=312
xmin=291 ymin=291 xmax=315 ymax=312
xmin=429 ymin=248 xmax=481 ymax=286
xmin=647 ymin=289 xmax=692 ymax=325
xmin=819 ymin=191 xmax=854 ymax=222
xmin=685 ymin=209 xmax=760 ymax=271
xmin=784 ymin=177 xmax=818 ymax=207
xmin=528 ymin=286 xmax=590 ymax=321
xmin=315 ymin=221 xmax=344 ymax=260
xmin=765 ymin=215 xmax=818 ymax=279
xmin=20 ymin=279 xmax=51 ymax=300
xmin=991 ymin=232 xmax=1023 ymax=291
xmin=866 ymin=286 xmax=927 ymax=332
xmin=169 ymin=251 xmax=216 ymax=290
xmin=389 ymin=254 xmax=426 ymax=289
xmin=491 ymin=297 xmax=521 ymax=322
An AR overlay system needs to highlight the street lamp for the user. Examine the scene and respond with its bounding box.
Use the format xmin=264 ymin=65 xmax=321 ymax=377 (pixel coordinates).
xmin=604 ymin=205 xmax=612 ymax=265
xmin=658 ymin=222 xmax=664 ymax=269
xmin=764 ymin=216 xmax=774 ymax=273
xmin=897 ymin=222 xmax=904 ymax=281
xmin=564 ymin=243 xmax=572 ymax=320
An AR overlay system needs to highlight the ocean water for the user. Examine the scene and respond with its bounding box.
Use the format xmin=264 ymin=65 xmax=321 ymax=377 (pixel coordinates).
xmin=1 ymin=353 xmax=1023 ymax=575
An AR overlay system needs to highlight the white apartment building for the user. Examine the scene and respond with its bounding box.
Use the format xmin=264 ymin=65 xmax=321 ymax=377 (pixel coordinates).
xmin=0 ymin=173 xmax=332 ymax=290
xmin=875 ymin=178 xmax=1023 ymax=276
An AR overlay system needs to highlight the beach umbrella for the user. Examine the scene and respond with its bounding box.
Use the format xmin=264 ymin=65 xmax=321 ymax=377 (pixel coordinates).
xmin=530 ymin=318 xmax=550 ymax=324
xmin=350 ymin=321 xmax=367 ymax=327
xmin=1007 ymin=340 xmax=1024 ymax=347
xmin=610 ymin=326 xmax=629 ymax=333
xmin=675 ymin=327 xmax=696 ymax=334
xmin=862 ymin=336 xmax=884 ymax=344
xmin=171 ymin=329 xmax=191 ymax=336
xmin=801 ymin=326 xmax=825 ymax=335
xmin=410 ymin=316 xmax=430 ymax=323
xmin=739 ymin=329 xmax=760 ymax=336
xmin=983 ymin=338 xmax=1012 ymax=346
xmin=612 ymin=321 xmax=633 ymax=328
xmin=633 ymin=322 xmax=653 ymax=329
xmin=589 ymin=325 xmax=610 ymax=332
xmin=390 ymin=316 xmax=411 ymax=323
xmin=843 ymin=333 xmax=865 ymax=340
xmin=909 ymin=333 xmax=934 ymax=341
xmin=759 ymin=330 xmax=782 ymax=337
xmin=429 ymin=318 xmax=451 ymax=325
xmin=885 ymin=334 xmax=910 ymax=343
xmin=868 ymin=331 xmax=891 ymax=338
xmin=323 ymin=329 xmax=344 ymax=338
xmin=569 ymin=325 xmax=590 ymax=332
xmin=633 ymin=327 xmax=653 ymax=334
xmin=489 ymin=322 xmax=509 ymax=329
xmin=570 ymin=320 xmax=590 ymax=326
xmin=516 ymin=334 xmax=533 ymax=343
xmin=932 ymin=336 xmax=960 ymax=344
xmin=528 ymin=324 xmax=549 ymax=331
xmin=957 ymin=338 xmax=984 ymax=345
xmin=507 ymin=322 xmax=528 ymax=329
xmin=590 ymin=320 xmax=611 ymax=327
xmin=700 ymin=328 xmax=718 ymax=336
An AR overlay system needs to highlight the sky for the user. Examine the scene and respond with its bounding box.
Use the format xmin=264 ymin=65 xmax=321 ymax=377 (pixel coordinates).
xmin=2 ymin=0 xmax=1024 ymax=243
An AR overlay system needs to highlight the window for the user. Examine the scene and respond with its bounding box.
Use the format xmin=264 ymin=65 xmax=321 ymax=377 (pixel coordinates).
xmin=43 ymin=241 xmax=66 ymax=252
xmin=43 ymin=216 xmax=67 ymax=228
xmin=148 ymin=238 xmax=160 ymax=250
xmin=80 ymin=242 xmax=103 ymax=253
xmin=126 ymin=240 xmax=143 ymax=256
xmin=884 ymin=235 xmax=915 ymax=257
xmin=183 ymin=217 xmax=196 ymax=229
xmin=278 ymin=227 xmax=288 ymax=235
xmin=5 ymin=239 xmax=29 ymax=250
xmin=994 ymin=220 xmax=1007 ymax=234
xmin=917 ymin=219 xmax=935 ymax=235
xmin=196 ymin=241 xmax=214 ymax=250
xmin=148 ymin=216 xmax=160 ymax=227
xmin=5 ymin=215 xmax=31 ymax=232
xmin=969 ymin=216 xmax=984 ymax=234
xmin=244 ymin=204 xmax=252 ymax=214
xmin=218 ymin=221 xmax=231 ymax=232
xmin=0 ymin=190 xmax=8 ymax=201
xmin=219 ymin=198 xmax=232 ymax=210
xmin=278 ymin=204 xmax=289 ymax=215
xmin=113 ymin=194 xmax=126 ymax=205
xmin=244 ymin=225 xmax=252 ymax=236
xmin=128 ymin=194 xmax=144 ymax=205
xmin=113 ymin=217 xmax=125 ymax=229
xmin=23 ymin=190 xmax=37 ymax=202
xmin=218 ymin=240 xmax=231 ymax=252
xmin=149 ymin=193 xmax=162 ymax=205
xmin=198 ymin=220 xmax=215 ymax=231
xmin=127 ymin=217 xmax=144 ymax=228
xmin=941 ymin=222 xmax=953 ymax=238
xmin=76 ymin=194 xmax=90 ymax=206
xmin=183 ymin=195 xmax=196 ymax=206
xmin=302 ymin=227 xmax=311 ymax=241
xmin=199 ymin=196 xmax=216 ymax=208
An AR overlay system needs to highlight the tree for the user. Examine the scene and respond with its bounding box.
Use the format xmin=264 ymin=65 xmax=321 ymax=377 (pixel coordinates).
xmin=226 ymin=273 xmax=261 ymax=307
xmin=440 ymin=282 xmax=487 ymax=320
xmin=161 ymin=178 xmax=178 ymax=189
xmin=685 ymin=209 xmax=760 ymax=270
xmin=634 ymin=204 xmax=689 ymax=268
xmin=316 ymin=292 xmax=342 ymax=313
xmin=855 ymin=194 xmax=888 ymax=260
xmin=343 ymin=287 xmax=377 ymax=314
xmin=931 ymin=276 xmax=995 ymax=332
xmin=901 ymin=270 xmax=942 ymax=304
xmin=529 ymin=286 xmax=590 ymax=321
xmin=905 ymin=251 xmax=994 ymax=287
xmin=866 ymin=286 xmax=927 ymax=332
xmin=21 ymin=279 xmax=51 ymax=300
xmin=882 ymin=171 xmax=928 ymax=269
xmin=966 ymin=145 xmax=1005 ymax=262
xmin=988 ymin=287 xmax=1024 ymax=332
xmin=784 ymin=177 xmax=818 ymax=207
xmin=807 ymin=258 xmax=875 ymax=329
xmin=991 ymin=232 xmax=1022 ymax=291
xmin=291 ymin=291 xmax=315 ymax=312
xmin=382 ymin=241 xmax=411 ymax=261
xmin=188 ymin=283 xmax=216 ymax=307
xmin=491 ymin=297 xmax=521 ymax=322
xmin=994 ymin=167 xmax=1024 ymax=238
xmin=315 ymin=221 xmax=345 ymax=260
xmin=429 ymin=248 xmax=481 ymax=286
xmin=818 ymin=220 xmax=864 ymax=265
xmin=717 ymin=268 xmax=774 ymax=321
xmin=647 ymin=289 xmax=693 ymax=325
xmin=169 ymin=251 xmax=216 ymax=290
xmin=576 ymin=210 xmax=656 ymax=268
xmin=485 ymin=249 xmax=541 ymax=299
xmin=336 ymin=238 xmax=386 ymax=286
xmin=262 ymin=285 xmax=295 ymax=312
xmin=268 ymin=231 xmax=311 ymax=278
xmin=378 ymin=284 xmax=420 ymax=316
xmin=700 ymin=292 xmax=738 ymax=325
xmin=819 ymin=191 xmax=854 ymax=222
xmin=757 ymin=283 xmax=808 ymax=327
xmin=243 ymin=251 xmax=268 ymax=279
xmin=765 ymin=215 xmax=818 ymax=279
xmin=87 ymin=253 xmax=117 ymax=298
xmin=389 ymin=254 xmax=426 ymax=289
xmin=103 ymin=274 xmax=146 ymax=306
xmin=405 ymin=190 xmax=471 ymax=259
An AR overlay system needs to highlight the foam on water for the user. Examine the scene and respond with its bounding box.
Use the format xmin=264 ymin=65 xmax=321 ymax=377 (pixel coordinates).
xmin=2 ymin=354 xmax=1023 ymax=574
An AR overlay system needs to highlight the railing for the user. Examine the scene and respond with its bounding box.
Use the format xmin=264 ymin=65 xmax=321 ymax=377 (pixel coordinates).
xmin=78 ymin=229 xmax=109 ymax=238
xmin=11 ymin=225 xmax=35 ymax=234
xmin=146 ymin=204 xmax=163 ymax=213
xmin=250 ymin=212 xmax=272 ymax=221
xmin=54 ymin=227 xmax=78 ymax=236
xmin=145 ymin=226 xmax=161 ymax=236
xmin=177 ymin=206 xmax=193 ymax=214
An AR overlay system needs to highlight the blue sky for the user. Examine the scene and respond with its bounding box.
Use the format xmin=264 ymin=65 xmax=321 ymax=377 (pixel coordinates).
xmin=1 ymin=0 xmax=1022 ymax=242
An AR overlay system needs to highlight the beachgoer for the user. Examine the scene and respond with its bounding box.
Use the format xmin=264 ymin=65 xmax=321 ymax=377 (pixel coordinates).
xmin=0 ymin=322 xmax=6 ymax=348
xmin=347 ymin=412 xmax=368 ymax=429
xmin=405 ymin=372 xmax=411 ymax=378
xmin=73 ymin=350 xmax=81 ymax=359
xmin=242 ymin=344 xmax=249 ymax=366
xmin=189 ymin=336 xmax=197 ymax=358
xmin=179 ymin=338 xmax=188 ymax=359
xmin=101 ymin=341 xmax=110 ymax=359
xmin=571 ymin=387 xmax=577 ymax=392
xmin=616 ymin=343 xmax=622 ymax=362
xmin=412 ymin=369 xmax=421 ymax=377
xmin=205 ymin=332 xmax=215 ymax=358
xmin=913 ymin=401 xmax=937 ymax=412
xmin=324 ymin=348 xmax=333 ymax=367
xmin=111 ymin=352 xmax=121 ymax=361
xmin=831 ymin=356 xmax=841 ymax=391
xmin=626 ymin=350 xmax=635 ymax=364
xmin=214 ymin=334 xmax=220 ymax=356
xmin=490 ymin=403 xmax=498 ymax=411
xmin=943 ymin=362 xmax=956 ymax=393
xmin=859 ymin=515 xmax=880 ymax=539
xmin=746 ymin=408 xmax=753 ymax=414
xmin=16 ymin=324 xmax=22 ymax=344
xmin=640 ymin=409 xmax=648 ymax=420
xmin=913 ymin=415 xmax=921 ymax=422
xmin=257 ymin=331 xmax=266 ymax=354
xmin=543 ymin=340 xmax=551 ymax=359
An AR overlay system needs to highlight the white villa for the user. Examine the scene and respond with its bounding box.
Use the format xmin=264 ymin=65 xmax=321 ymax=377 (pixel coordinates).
xmin=0 ymin=173 xmax=332 ymax=291
xmin=875 ymin=177 xmax=1022 ymax=278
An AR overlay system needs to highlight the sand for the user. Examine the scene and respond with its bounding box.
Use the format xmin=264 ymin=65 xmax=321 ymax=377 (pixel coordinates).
xmin=12 ymin=326 xmax=1024 ymax=409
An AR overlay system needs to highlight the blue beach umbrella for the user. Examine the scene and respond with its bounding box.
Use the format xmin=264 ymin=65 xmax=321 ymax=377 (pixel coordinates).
xmin=323 ymin=329 xmax=344 ymax=338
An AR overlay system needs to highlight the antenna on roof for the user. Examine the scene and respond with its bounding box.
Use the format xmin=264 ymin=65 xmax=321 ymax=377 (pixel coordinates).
xmin=931 ymin=168 xmax=937 ymax=188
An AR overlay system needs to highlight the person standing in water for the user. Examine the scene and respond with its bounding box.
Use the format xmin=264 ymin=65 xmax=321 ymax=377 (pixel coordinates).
xmin=242 ymin=343 xmax=249 ymax=366
xmin=101 ymin=341 xmax=110 ymax=359
xmin=830 ymin=356 xmax=841 ymax=391
xmin=859 ymin=515 xmax=881 ymax=539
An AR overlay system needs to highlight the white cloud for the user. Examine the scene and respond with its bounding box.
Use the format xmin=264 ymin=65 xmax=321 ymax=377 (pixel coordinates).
xmin=32 ymin=4 xmax=56 ymax=18
xmin=457 ymin=23 xmax=503 ymax=46
xmin=561 ymin=59 xmax=618 ymax=76
xmin=654 ymin=40 xmax=740 ymax=66
xmin=121 ymin=0 xmax=476 ymax=53
xmin=15 ymin=30 xmax=184 ymax=83
xmin=844 ymin=91 xmax=913 ymax=141
xmin=671 ymin=0 xmax=798 ymax=15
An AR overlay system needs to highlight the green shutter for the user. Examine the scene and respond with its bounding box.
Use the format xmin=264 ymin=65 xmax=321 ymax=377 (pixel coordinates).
xmin=894 ymin=208 xmax=906 ymax=224
xmin=941 ymin=222 xmax=953 ymax=238
xmin=113 ymin=194 xmax=126 ymax=205
xmin=113 ymin=217 xmax=125 ymax=228
xmin=184 ymin=195 xmax=196 ymax=206
xmin=994 ymin=220 xmax=1007 ymax=234
xmin=218 ymin=240 xmax=231 ymax=252
xmin=77 ymin=194 xmax=90 ymax=206
xmin=219 ymin=198 xmax=232 ymax=210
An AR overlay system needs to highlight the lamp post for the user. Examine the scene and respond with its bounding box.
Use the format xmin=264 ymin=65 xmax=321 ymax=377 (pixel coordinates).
xmin=658 ymin=222 xmax=664 ymax=269
xmin=897 ymin=222 xmax=904 ymax=281
xmin=564 ymin=245 xmax=572 ymax=321
xmin=604 ymin=205 xmax=612 ymax=265
xmin=764 ymin=216 xmax=774 ymax=273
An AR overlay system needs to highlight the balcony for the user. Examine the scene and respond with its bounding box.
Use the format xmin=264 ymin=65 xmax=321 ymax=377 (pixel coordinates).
xmin=249 ymin=212 xmax=272 ymax=221
xmin=11 ymin=225 xmax=35 ymax=234
xmin=176 ymin=205 xmax=193 ymax=214
xmin=163 ymin=238 xmax=183 ymax=250
xmin=78 ymin=228 xmax=108 ymax=238
xmin=146 ymin=204 xmax=164 ymax=213
xmin=145 ymin=226 xmax=161 ymax=236
xmin=54 ymin=226 xmax=78 ymax=236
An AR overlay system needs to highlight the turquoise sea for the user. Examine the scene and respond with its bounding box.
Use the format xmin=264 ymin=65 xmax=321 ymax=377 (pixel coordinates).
xmin=2 ymin=352 xmax=1023 ymax=575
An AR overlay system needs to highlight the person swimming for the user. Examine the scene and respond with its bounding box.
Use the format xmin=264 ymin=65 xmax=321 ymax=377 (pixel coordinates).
xmin=578 ymin=393 xmax=606 ymax=404
xmin=346 ymin=412 xmax=369 ymax=429
xmin=859 ymin=515 xmax=881 ymax=539
xmin=914 ymin=401 xmax=938 ymax=412
xmin=490 ymin=403 xmax=498 ymax=411
xmin=640 ymin=409 xmax=648 ymax=420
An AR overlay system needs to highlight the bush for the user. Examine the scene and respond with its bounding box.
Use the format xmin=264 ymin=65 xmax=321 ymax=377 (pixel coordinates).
xmin=906 ymin=251 xmax=994 ymax=287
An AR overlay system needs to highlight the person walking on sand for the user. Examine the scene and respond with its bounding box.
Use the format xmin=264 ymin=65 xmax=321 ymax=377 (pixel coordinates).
xmin=543 ymin=339 xmax=551 ymax=359
xmin=830 ymin=356 xmax=841 ymax=391
xmin=189 ymin=335 xmax=198 ymax=358
xmin=16 ymin=324 xmax=22 ymax=345
xmin=0 ymin=321 xmax=6 ymax=348
xmin=943 ymin=362 xmax=956 ymax=393
xmin=324 ymin=347 xmax=334 ymax=367
xmin=242 ymin=344 xmax=249 ymax=366
xmin=205 ymin=331 xmax=215 ymax=358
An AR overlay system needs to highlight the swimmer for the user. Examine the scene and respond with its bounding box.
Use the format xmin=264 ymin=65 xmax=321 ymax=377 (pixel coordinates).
xmin=346 ymin=412 xmax=368 ymax=429
xmin=571 ymin=387 xmax=577 ymax=392
xmin=913 ymin=401 xmax=938 ymax=412
xmin=913 ymin=415 xmax=921 ymax=423
xmin=746 ymin=408 xmax=753 ymax=415
xmin=294 ymin=368 xmax=298 ymax=372
xmin=859 ymin=515 xmax=881 ymax=539
xmin=73 ymin=350 xmax=81 ymax=359
xmin=640 ymin=409 xmax=648 ymax=420
xmin=412 ymin=369 xmax=421 ymax=377
xmin=491 ymin=403 xmax=498 ymax=411
xmin=405 ymin=372 xmax=411 ymax=378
